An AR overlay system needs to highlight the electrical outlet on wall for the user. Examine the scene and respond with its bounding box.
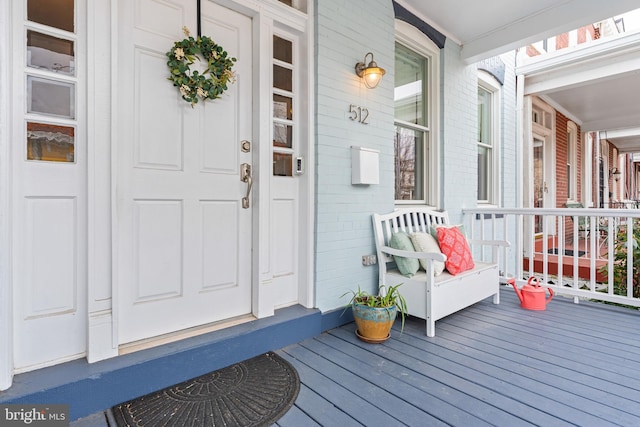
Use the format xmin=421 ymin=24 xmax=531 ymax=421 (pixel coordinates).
xmin=362 ymin=255 xmax=377 ymax=266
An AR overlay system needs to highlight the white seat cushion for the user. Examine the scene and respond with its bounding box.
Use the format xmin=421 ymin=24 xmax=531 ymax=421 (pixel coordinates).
xmin=409 ymin=232 xmax=445 ymax=275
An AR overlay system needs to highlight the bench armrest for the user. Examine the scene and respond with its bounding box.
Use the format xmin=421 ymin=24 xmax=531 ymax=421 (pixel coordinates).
xmin=380 ymin=245 xmax=447 ymax=262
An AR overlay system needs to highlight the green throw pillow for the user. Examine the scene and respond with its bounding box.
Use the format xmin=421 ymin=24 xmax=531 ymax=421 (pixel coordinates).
xmin=389 ymin=231 xmax=419 ymax=277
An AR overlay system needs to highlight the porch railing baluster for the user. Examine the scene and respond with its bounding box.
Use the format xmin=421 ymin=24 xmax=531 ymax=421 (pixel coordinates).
xmin=463 ymin=207 xmax=640 ymax=308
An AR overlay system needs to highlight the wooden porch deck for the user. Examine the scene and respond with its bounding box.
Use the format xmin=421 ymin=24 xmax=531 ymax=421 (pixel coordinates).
xmin=275 ymin=288 xmax=640 ymax=426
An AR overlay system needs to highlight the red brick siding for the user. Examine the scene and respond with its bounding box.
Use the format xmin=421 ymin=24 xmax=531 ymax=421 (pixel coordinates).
xmin=556 ymin=33 xmax=569 ymax=50
xmin=526 ymin=45 xmax=541 ymax=57
xmin=555 ymin=112 xmax=583 ymax=238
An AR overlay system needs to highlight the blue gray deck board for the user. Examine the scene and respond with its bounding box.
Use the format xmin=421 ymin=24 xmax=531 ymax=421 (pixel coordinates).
xmin=278 ymin=288 xmax=640 ymax=426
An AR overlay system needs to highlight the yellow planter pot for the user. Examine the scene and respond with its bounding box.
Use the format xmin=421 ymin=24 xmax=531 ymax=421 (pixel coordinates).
xmin=352 ymin=303 xmax=397 ymax=343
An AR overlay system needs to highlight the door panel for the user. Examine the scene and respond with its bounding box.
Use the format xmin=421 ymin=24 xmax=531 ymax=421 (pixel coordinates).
xmin=134 ymin=200 xmax=183 ymax=301
xmin=201 ymin=201 xmax=240 ymax=289
xmin=135 ymin=49 xmax=183 ymax=170
xmin=117 ymin=0 xmax=252 ymax=344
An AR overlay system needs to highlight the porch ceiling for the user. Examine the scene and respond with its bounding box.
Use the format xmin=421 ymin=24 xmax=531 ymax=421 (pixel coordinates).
xmin=399 ymin=0 xmax=640 ymax=63
xmin=519 ymin=31 xmax=640 ymax=153
xmin=399 ymin=0 xmax=640 ymax=152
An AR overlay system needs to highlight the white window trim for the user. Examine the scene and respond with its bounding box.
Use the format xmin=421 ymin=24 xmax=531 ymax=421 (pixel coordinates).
xmin=394 ymin=19 xmax=440 ymax=207
xmin=477 ymin=71 xmax=501 ymax=206
xmin=271 ymin=29 xmax=298 ymax=176
xmin=567 ymin=121 xmax=578 ymax=202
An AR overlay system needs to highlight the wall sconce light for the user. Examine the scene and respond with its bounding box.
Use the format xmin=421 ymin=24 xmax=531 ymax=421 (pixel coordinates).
xmin=610 ymin=167 xmax=621 ymax=181
xmin=355 ymin=52 xmax=385 ymax=89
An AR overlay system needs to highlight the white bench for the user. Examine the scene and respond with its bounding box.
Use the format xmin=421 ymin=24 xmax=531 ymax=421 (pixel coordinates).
xmin=372 ymin=208 xmax=509 ymax=337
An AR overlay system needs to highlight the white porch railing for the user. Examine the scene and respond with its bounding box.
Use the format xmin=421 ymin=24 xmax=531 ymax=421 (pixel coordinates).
xmin=463 ymin=207 xmax=640 ymax=308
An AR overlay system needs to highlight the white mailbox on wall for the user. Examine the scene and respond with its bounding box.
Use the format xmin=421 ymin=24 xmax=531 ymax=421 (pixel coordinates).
xmin=351 ymin=146 xmax=379 ymax=185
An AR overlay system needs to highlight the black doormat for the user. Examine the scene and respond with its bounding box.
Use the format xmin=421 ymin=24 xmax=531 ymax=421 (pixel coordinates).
xmin=548 ymin=248 xmax=586 ymax=257
xmin=110 ymin=352 xmax=299 ymax=427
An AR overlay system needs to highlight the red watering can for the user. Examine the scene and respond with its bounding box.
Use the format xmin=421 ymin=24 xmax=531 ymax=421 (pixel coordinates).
xmin=508 ymin=277 xmax=553 ymax=310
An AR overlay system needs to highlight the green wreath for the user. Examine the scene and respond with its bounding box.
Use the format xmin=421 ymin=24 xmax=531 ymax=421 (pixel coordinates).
xmin=166 ymin=27 xmax=237 ymax=106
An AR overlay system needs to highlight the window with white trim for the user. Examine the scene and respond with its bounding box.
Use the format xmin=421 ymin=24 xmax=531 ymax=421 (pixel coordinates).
xmin=567 ymin=122 xmax=578 ymax=200
xmin=272 ymin=33 xmax=295 ymax=176
xmin=25 ymin=0 xmax=77 ymax=163
xmin=394 ymin=22 xmax=439 ymax=205
xmin=477 ymin=72 xmax=501 ymax=204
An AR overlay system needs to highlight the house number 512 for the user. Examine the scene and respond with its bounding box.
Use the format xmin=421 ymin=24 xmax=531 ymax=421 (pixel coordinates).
xmin=349 ymin=104 xmax=369 ymax=125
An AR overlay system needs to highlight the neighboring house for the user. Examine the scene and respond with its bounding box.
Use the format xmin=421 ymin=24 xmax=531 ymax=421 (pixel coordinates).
xmin=518 ymin=14 xmax=640 ymax=212
xmin=2 ymin=0 xmax=640 ymax=418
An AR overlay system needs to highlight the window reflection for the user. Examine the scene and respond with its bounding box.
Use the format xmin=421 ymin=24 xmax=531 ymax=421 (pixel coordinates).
xmin=27 ymin=122 xmax=75 ymax=163
xmin=27 ymin=30 xmax=75 ymax=75
xmin=394 ymin=43 xmax=426 ymax=126
xmin=394 ymin=126 xmax=424 ymax=200
xmin=273 ymin=65 xmax=292 ymax=92
xmin=273 ymin=95 xmax=293 ymax=120
xmin=273 ymin=123 xmax=293 ymax=148
xmin=28 ymin=76 xmax=75 ymax=119
xmin=273 ymin=36 xmax=293 ymax=64
xmin=28 ymin=0 xmax=74 ymax=32
xmin=273 ymin=152 xmax=292 ymax=176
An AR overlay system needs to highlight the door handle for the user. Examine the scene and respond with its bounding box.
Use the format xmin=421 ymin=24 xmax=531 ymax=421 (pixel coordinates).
xmin=240 ymin=163 xmax=252 ymax=209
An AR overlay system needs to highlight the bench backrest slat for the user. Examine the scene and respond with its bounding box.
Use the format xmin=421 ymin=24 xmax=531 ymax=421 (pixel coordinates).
xmin=372 ymin=208 xmax=450 ymax=265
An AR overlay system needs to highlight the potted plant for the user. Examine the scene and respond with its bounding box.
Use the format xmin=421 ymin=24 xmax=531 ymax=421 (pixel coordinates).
xmin=342 ymin=284 xmax=408 ymax=343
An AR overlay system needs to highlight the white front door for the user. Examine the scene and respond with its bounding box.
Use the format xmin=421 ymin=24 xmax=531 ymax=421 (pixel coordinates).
xmin=116 ymin=0 xmax=253 ymax=344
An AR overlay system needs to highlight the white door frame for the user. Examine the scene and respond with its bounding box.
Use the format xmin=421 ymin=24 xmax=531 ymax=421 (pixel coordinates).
xmin=0 ymin=0 xmax=315 ymax=389
xmin=103 ymin=0 xmax=315 ymax=351
xmin=532 ymin=99 xmax=556 ymax=234
xmin=0 ymin=0 xmax=13 ymax=391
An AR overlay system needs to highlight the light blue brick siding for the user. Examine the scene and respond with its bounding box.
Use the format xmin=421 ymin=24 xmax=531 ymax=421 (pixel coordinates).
xmin=441 ymin=40 xmax=479 ymax=223
xmin=314 ymin=4 xmax=520 ymax=311
xmin=315 ymin=0 xmax=395 ymax=311
xmin=500 ymin=51 xmax=518 ymax=210
xmin=498 ymin=51 xmax=519 ymax=272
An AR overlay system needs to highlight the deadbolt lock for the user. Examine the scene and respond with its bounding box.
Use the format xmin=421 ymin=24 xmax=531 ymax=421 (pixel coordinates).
xmin=241 ymin=140 xmax=251 ymax=153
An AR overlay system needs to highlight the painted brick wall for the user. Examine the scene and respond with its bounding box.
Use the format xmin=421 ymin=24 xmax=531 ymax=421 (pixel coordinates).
xmin=441 ymin=40 xmax=480 ymax=222
xmin=441 ymin=47 xmax=519 ymax=268
xmin=314 ymin=0 xmax=395 ymax=311
xmin=499 ymin=51 xmax=519 ymax=272
xmin=314 ymin=2 xmax=519 ymax=312
xmin=501 ymin=51 xmax=518 ymax=210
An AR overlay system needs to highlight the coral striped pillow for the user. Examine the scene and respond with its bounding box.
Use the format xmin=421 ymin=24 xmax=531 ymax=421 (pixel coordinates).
xmin=436 ymin=226 xmax=474 ymax=275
